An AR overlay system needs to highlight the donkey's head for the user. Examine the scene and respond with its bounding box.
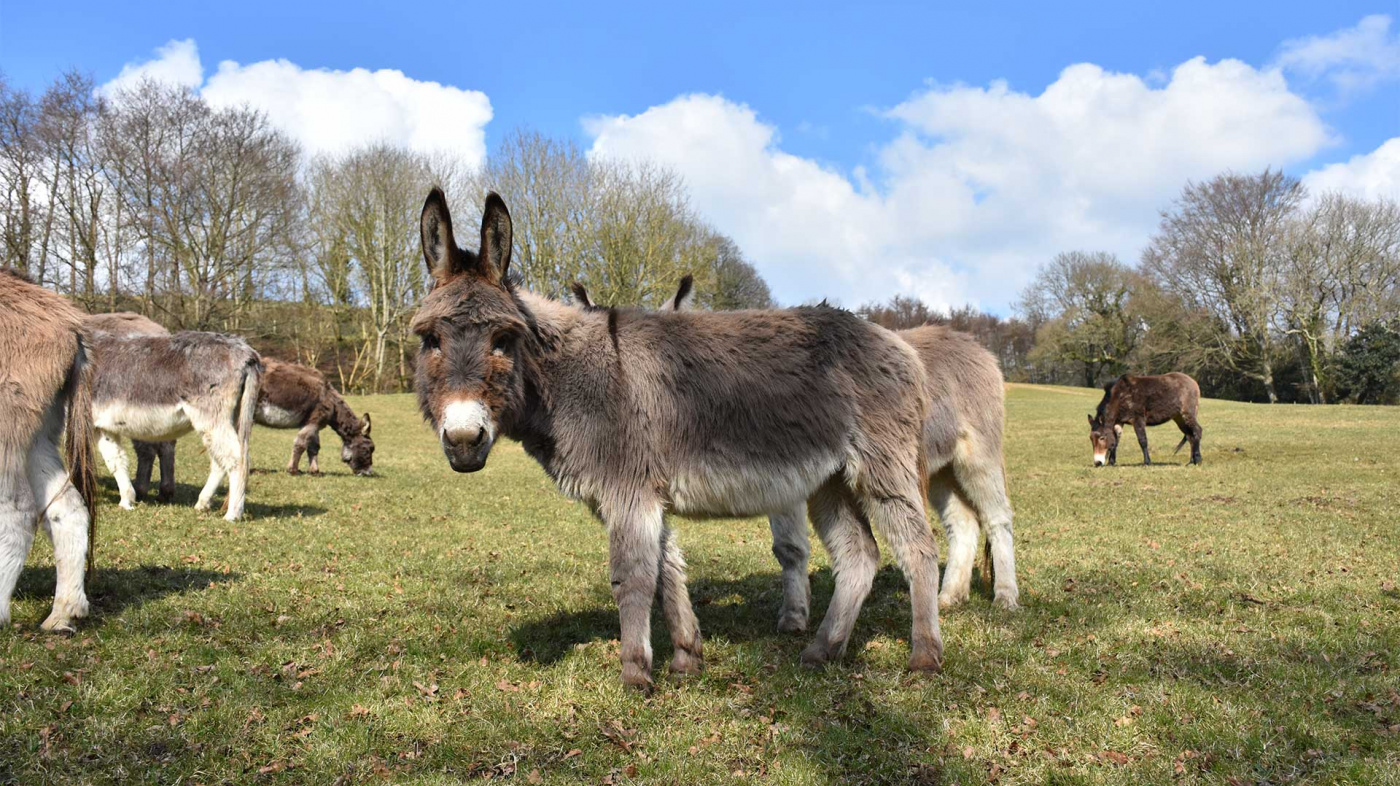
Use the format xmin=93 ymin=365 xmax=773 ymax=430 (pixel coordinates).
xmin=413 ymin=188 xmax=532 ymax=473
xmin=1087 ymin=414 xmax=1121 ymax=467
xmin=341 ymin=413 xmax=375 ymax=476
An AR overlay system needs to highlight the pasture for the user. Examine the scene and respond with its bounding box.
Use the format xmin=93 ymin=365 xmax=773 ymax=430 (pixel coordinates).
xmin=2 ymin=385 xmax=1397 ymax=784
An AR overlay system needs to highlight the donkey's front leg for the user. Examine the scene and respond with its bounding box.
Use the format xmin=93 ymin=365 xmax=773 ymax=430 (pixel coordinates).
xmin=1134 ymin=419 xmax=1151 ymax=465
xmin=768 ymin=505 xmax=811 ymax=632
xmin=604 ymin=498 xmax=664 ymax=691
xmin=657 ymin=525 xmax=703 ymax=676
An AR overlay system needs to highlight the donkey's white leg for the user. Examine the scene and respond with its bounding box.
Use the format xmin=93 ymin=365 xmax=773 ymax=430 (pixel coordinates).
xmin=27 ymin=416 xmax=89 ymax=633
xmin=194 ymin=459 xmax=225 ymax=512
xmin=957 ymin=463 xmax=1019 ymax=610
xmin=656 ymin=525 xmax=703 ymax=675
xmin=768 ymin=504 xmax=811 ymax=632
xmin=602 ymin=495 xmax=664 ymax=691
xmin=96 ymin=430 xmax=135 ymax=510
xmin=0 ymin=468 xmax=37 ymax=629
xmin=801 ymin=480 xmax=879 ymax=668
xmin=857 ymin=481 xmax=944 ymax=673
xmin=930 ymin=473 xmax=978 ymax=610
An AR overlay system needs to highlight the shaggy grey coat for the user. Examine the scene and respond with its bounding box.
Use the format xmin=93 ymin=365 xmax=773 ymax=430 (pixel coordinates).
xmin=84 ymin=312 xmax=176 ymax=502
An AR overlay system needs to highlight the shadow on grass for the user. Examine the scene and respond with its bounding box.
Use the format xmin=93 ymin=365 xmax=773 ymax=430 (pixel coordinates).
xmin=14 ymin=564 xmax=238 ymax=619
xmin=94 ymin=477 xmax=328 ymax=519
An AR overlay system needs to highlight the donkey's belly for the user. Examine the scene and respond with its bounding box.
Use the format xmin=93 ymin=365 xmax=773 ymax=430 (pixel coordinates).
xmin=667 ymin=456 xmax=839 ymax=518
xmin=94 ymin=401 xmax=193 ymax=441
xmin=256 ymin=401 xmax=304 ymax=429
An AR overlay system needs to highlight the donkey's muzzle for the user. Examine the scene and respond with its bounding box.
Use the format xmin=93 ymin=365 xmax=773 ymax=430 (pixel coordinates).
xmin=440 ymin=399 xmax=495 ymax=472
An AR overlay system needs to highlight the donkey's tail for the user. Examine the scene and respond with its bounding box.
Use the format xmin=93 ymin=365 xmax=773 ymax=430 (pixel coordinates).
xmin=233 ymin=358 xmax=262 ymax=478
xmin=1173 ymin=436 xmax=1189 ymax=455
xmin=64 ymin=338 xmax=98 ymax=582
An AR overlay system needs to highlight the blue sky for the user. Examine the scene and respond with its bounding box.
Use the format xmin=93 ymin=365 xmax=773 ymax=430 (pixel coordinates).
xmin=3 ymin=1 xmax=1397 ymax=311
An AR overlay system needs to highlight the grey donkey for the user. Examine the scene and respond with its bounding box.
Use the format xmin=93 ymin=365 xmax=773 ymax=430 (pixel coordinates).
xmin=87 ymin=330 xmax=261 ymax=521
xmin=413 ymin=189 xmax=945 ymax=691
xmin=84 ymin=312 xmax=177 ymax=503
xmin=581 ymin=276 xmax=1021 ymax=633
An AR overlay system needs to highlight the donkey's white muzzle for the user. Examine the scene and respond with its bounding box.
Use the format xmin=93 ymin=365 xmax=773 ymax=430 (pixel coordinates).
xmin=440 ymin=399 xmax=496 ymax=472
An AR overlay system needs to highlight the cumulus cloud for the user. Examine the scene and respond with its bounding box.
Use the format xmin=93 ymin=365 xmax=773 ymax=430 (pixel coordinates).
xmin=1275 ymin=14 xmax=1400 ymax=96
xmin=1303 ymin=138 xmax=1400 ymax=202
xmin=102 ymin=39 xmax=492 ymax=166
xmin=586 ymin=57 xmax=1331 ymax=310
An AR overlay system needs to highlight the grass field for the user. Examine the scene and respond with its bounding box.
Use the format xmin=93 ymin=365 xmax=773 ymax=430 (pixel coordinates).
xmin=2 ymin=385 xmax=1398 ymax=784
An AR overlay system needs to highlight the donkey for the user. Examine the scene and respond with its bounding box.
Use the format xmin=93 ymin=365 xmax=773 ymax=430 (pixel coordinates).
xmin=0 ymin=269 xmax=97 ymax=633
xmin=84 ymin=312 xmax=176 ymax=503
xmin=414 ymin=189 xmax=944 ymax=690
xmin=88 ymin=331 xmax=261 ymax=520
xmin=1088 ymin=372 xmax=1203 ymax=466
xmin=254 ymin=359 xmax=374 ymax=476
xmin=582 ymin=276 xmax=1019 ymax=629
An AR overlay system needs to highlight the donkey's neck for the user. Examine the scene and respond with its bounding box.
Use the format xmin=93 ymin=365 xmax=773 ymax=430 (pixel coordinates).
xmin=326 ymin=395 xmax=363 ymax=441
xmin=503 ymin=290 xmax=590 ymax=465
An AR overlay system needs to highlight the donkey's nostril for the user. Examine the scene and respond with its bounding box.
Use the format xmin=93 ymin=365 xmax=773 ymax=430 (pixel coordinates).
xmin=469 ymin=428 xmax=486 ymax=447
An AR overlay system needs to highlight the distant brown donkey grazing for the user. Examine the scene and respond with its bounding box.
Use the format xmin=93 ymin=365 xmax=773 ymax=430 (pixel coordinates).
xmin=580 ymin=276 xmax=1020 ymax=626
xmin=1088 ymin=372 xmax=1203 ymax=466
xmin=84 ymin=312 xmax=176 ymax=503
xmin=255 ymin=359 xmax=374 ymax=476
xmin=414 ymin=189 xmax=944 ymax=690
xmin=1 ymin=269 xmax=97 ymax=632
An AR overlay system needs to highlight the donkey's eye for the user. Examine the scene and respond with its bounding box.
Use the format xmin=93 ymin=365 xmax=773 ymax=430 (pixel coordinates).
xmin=421 ymin=332 xmax=441 ymax=353
xmin=491 ymin=334 xmax=516 ymax=357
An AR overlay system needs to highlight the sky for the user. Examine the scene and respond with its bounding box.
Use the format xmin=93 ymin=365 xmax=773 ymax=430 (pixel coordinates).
xmin=2 ymin=1 xmax=1397 ymax=313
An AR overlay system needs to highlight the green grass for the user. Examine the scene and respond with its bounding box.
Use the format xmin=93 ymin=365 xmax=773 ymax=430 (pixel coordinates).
xmin=3 ymin=385 xmax=1398 ymax=784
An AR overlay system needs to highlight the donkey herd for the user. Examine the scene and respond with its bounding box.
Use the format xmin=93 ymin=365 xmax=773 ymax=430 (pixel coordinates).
xmin=0 ymin=189 xmax=1204 ymax=689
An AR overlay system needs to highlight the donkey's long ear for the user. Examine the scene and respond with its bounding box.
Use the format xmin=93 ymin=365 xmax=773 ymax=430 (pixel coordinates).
xmin=362 ymin=413 xmax=372 ymax=436
xmin=479 ymin=192 xmax=513 ymax=284
xmin=570 ymin=282 xmax=594 ymax=309
xmin=1087 ymin=413 xmax=1095 ymax=426
xmin=667 ymin=274 xmax=695 ymax=311
xmin=421 ymin=187 xmax=462 ymax=283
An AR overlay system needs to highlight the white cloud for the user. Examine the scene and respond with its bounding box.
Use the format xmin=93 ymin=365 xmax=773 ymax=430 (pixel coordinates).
xmin=102 ymin=39 xmax=492 ymax=166
xmin=1276 ymin=14 xmax=1400 ymax=96
xmin=1303 ymin=138 xmax=1400 ymax=202
xmin=586 ymin=57 xmax=1331 ymax=310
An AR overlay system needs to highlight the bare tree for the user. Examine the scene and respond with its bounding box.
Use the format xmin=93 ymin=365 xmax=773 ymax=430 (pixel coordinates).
xmin=1018 ymin=251 xmax=1146 ymax=387
xmin=0 ymin=75 xmax=42 ymax=273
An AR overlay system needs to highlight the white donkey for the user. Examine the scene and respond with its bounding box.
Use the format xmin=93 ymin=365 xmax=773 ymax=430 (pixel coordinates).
xmin=86 ymin=329 xmax=261 ymax=521
xmin=1 ymin=269 xmax=97 ymax=632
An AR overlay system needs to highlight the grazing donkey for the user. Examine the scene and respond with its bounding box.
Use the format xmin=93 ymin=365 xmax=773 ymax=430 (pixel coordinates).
xmin=254 ymin=359 xmax=374 ymax=476
xmin=84 ymin=312 xmax=176 ymax=503
xmin=583 ymin=277 xmax=1019 ymax=628
xmin=1089 ymin=372 xmax=1203 ymax=466
xmin=414 ymin=189 xmax=944 ymax=690
xmin=0 ymin=269 xmax=97 ymax=632
xmin=88 ymin=331 xmax=261 ymax=520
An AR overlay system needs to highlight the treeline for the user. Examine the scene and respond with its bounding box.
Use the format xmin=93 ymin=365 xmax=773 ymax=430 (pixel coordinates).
xmin=0 ymin=71 xmax=771 ymax=393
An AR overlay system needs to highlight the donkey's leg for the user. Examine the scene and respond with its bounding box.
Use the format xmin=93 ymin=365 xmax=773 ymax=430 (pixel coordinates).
xmin=288 ymin=424 xmax=316 ymax=475
xmin=656 ymin=524 xmax=703 ymax=675
xmin=855 ymin=479 xmax=944 ymax=673
xmin=27 ymin=410 xmax=89 ymax=633
xmin=156 ymin=441 xmax=176 ymax=502
xmin=194 ymin=458 xmax=225 ymax=512
xmin=305 ymin=429 xmax=322 ymax=476
xmin=1134 ymin=419 xmax=1151 ymax=465
xmin=930 ymin=471 xmax=978 ymax=610
xmin=207 ymin=425 xmax=247 ymax=521
xmin=956 ymin=460 xmax=1019 ymax=610
xmin=1182 ymin=415 xmax=1203 ymax=465
xmin=132 ymin=440 xmax=157 ymax=502
xmin=96 ymin=430 xmax=136 ymax=510
xmin=768 ymin=504 xmax=812 ymax=633
xmin=801 ymin=480 xmax=879 ymax=668
xmin=602 ymin=495 xmax=664 ymax=691
xmin=0 ymin=467 xmax=37 ymax=629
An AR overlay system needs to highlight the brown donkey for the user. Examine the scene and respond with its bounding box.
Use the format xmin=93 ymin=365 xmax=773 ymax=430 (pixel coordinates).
xmin=84 ymin=312 xmax=176 ymax=502
xmin=414 ymin=189 xmax=944 ymax=690
xmin=1 ymin=269 xmax=97 ymax=632
xmin=582 ymin=277 xmax=1020 ymax=627
xmin=1088 ymin=372 xmax=1203 ymax=466
xmin=255 ymin=359 xmax=374 ymax=476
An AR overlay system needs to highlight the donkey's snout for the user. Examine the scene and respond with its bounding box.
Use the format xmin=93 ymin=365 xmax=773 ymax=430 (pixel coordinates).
xmin=440 ymin=399 xmax=495 ymax=473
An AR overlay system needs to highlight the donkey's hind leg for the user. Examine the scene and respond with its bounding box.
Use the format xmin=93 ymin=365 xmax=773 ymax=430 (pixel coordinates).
xmin=657 ymin=524 xmax=703 ymax=675
xmin=801 ymin=479 xmax=879 ymax=668
xmin=194 ymin=458 xmax=225 ymax=513
xmin=96 ymin=430 xmax=136 ymax=510
xmin=854 ymin=477 xmax=944 ymax=672
xmin=288 ymin=424 xmax=317 ymax=475
xmin=768 ymin=504 xmax=812 ymax=632
xmin=28 ymin=406 xmax=89 ymax=633
xmin=602 ymin=494 xmax=665 ymax=691
xmin=0 ymin=465 xmax=37 ymax=629
xmin=930 ymin=470 xmax=978 ymax=610
xmin=200 ymin=423 xmax=247 ymax=521
xmin=955 ymin=459 xmax=1019 ymax=610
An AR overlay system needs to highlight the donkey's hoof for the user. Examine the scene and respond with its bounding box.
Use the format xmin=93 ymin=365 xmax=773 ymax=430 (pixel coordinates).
xmin=938 ymin=589 xmax=969 ymax=610
xmin=118 ymin=499 xmax=136 ymax=511
xmin=40 ymin=612 xmax=79 ymax=635
xmin=800 ymin=642 xmax=836 ymax=669
xmin=993 ymin=593 xmax=1020 ymax=611
xmin=194 ymin=499 xmax=212 ymax=512
xmin=669 ymin=649 xmax=704 ymax=676
xmin=286 ymin=468 xmax=301 ymax=476
xmin=908 ymin=642 xmax=943 ymax=673
xmin=620 ymin=664 xmax=654 ymax=693
xmin=776 ymin=610 xmax=808 ymax=634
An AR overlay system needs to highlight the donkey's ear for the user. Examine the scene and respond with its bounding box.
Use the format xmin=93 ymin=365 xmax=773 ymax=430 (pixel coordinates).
xmin=570 ymin=282 xmax=593 ymax=309
xmin=362 ymin=413 xmax=371 ymax=436
xmin=421 ymin=187 xmax=462 ymax=283
xmin=1087 ymin=413 xmax=1095 ymax=426
xmin=668 ymin=274 xmax=695 ymax=311
xmin=478 ymin=192 xmax=513 ymax=284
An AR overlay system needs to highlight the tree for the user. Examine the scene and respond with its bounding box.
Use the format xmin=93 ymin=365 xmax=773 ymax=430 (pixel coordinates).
xmin=1142 ymin=170 xmax=1303 ymax=402
xmin=0 ymin=75 xmax=42 ymax=273
xmin=1333 ymin=320 xmax=1400 ymax=404
xmin=1018 ymin=251 xmax=1145 ymax=387
xmin=706 ymin=233 xmax=772 ymax=310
